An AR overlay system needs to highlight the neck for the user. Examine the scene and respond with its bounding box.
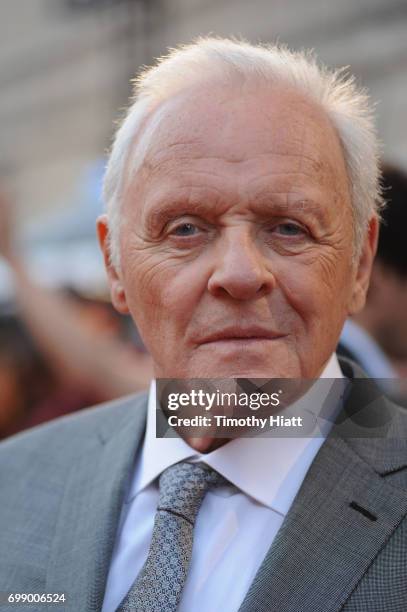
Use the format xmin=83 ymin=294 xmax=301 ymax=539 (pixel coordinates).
xmin=185 ymin=435 xmax=230 ymax=453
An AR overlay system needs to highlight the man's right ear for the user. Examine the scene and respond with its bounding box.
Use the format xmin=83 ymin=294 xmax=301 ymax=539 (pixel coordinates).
xmin=96 ymin=214 xmax=130 ymax=314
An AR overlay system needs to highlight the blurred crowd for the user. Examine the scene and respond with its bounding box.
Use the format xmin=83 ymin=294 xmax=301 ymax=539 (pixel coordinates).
xmin=0 ymin=191 xmax=152 ymax=438
xmin=1 ymin=164 xmax=407 ymax=439
xmin=338 ymin=164 xmax=407 ymax=404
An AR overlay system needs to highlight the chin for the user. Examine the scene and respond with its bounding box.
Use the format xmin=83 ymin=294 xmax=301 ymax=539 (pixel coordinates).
xmin=186 ymin=343 xmax=297 ymax=379
xmin=199 ymin=356 xmax=292 ymax=379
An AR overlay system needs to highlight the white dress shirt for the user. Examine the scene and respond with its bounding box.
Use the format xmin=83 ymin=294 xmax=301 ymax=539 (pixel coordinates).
xmin=102 ymin=355 xmax=343 ymax=612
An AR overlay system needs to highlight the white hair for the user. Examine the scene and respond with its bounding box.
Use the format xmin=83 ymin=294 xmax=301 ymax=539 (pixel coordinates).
xmin=103 ymin=36 xmax=383 ymax=269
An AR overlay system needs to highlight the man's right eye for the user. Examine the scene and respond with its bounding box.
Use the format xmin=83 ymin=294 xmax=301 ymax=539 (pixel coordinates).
xmin=172 ymin=223 xmax=199 ymax=236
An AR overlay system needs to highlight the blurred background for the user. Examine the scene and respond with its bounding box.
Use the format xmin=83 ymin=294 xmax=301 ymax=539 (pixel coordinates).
xmin=1 ymin=0 xmax=407 ymax=437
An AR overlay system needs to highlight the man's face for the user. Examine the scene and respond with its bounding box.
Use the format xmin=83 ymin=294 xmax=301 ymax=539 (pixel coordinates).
xmin=99 ymin=83 xmax=376 ymax=379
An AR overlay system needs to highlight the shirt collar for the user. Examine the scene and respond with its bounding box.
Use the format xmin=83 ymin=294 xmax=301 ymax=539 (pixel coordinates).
xmin=127 ymin=353 xmax=343 ymax=516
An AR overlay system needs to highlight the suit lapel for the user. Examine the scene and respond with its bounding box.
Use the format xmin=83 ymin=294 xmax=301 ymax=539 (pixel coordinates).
xmin=45 ymin=395 xmax=148 ymax=612
xmin=239 ymin=382 xmax=407 ymax=612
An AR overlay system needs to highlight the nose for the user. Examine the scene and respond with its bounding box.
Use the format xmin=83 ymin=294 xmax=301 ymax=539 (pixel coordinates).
xmin=207 ymin=228 xmax=276 ymax=300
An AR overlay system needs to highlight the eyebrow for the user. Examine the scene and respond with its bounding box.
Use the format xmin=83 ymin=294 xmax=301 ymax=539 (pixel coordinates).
xmin=251 ymin=189 xmax=330 ymax=224
xmin=258 ymin=198 xmax=325 ymax=217
xmin=143 ymin=199 xmax=216 ymax=232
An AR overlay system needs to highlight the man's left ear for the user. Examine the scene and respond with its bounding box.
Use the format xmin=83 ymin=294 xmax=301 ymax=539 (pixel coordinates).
xmin=348 ymin=215 xmax=379 ymax=315
xmin=96 ymin=214 xmax=130 ymax=314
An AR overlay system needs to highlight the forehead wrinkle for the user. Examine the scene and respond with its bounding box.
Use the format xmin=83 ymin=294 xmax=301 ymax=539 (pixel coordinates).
xmin=123 ymin=93 xmax=206 ymax=195
xmin=133 ymin=97 xmax=306 ymax=177
xmin=129 ymin=94 xmax=341 ymax=189
xmin=141 ymin=141 xmax=206 ymax=173
xmin=144 ymin=141 xmax=333 ymax=182
xmin=142 ymin=151 xmax=264 ymax=179
xmin=243 ymin=168 xmax=328 ymax=190
xmin=242 ymin=162 xmax=337 ymax=202
xmin=140 ymin=154 xmax=326 ymax=198
xmin=127 ymin=81 xmax=227 ymax=177
xmin=250 ymin=196 xmax=331 ymax=226
xmin=123 ymin=82 xmax=350 ymax=233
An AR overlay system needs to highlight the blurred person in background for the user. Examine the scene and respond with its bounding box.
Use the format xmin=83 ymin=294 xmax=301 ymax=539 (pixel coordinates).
xmin=0 ymin=318 xmax=47 ymax=437
xmin=0 ymin=189 xmax=152 ymax=437
xmin=338 ymin=164 xmax=407 ymax=402
xmin=0 ymin=316 xmax=88 ymax=438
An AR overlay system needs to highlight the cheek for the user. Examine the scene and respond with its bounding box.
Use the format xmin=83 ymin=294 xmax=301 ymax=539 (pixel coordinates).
xmin=122 ymin=252 xmax=209 ymax=343
xmin=275 ymin=253 xmax=352 ymax=330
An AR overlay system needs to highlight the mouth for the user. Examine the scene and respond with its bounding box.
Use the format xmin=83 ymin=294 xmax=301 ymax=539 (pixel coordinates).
xmin=197 ymin=327 xmax=285 ymax=346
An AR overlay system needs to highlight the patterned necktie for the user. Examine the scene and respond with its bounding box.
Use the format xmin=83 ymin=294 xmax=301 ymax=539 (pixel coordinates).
xmin=117 ymin=461 xmax=226 ymax=612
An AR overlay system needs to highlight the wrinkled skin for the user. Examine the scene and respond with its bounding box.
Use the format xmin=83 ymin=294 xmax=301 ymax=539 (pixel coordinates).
xmin=98 ymin=83 xmax=378 ymax=383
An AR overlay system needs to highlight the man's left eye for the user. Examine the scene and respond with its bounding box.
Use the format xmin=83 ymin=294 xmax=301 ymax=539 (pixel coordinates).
xmin=172 ymin=223 xmax=199 ymax=236
xmin=274 ymin=223 xmax=305 ymax=236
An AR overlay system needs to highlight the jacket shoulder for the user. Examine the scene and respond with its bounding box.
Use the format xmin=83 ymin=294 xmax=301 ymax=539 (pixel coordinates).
xmin=0 ymin=391 xmax=148 ymax=476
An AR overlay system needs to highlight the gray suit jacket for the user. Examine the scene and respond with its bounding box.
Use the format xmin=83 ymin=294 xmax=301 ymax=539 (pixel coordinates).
xmin=1 ymin=359 xmax=407 ymax=612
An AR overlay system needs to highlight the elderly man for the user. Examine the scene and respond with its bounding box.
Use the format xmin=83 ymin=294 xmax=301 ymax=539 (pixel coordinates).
xmin=1 ymin=38 xmax=407 ymax=612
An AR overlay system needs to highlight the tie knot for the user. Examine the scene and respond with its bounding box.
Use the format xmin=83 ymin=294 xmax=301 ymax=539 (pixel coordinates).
xmin=158 ymin=462 xmax=226 ymax=524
